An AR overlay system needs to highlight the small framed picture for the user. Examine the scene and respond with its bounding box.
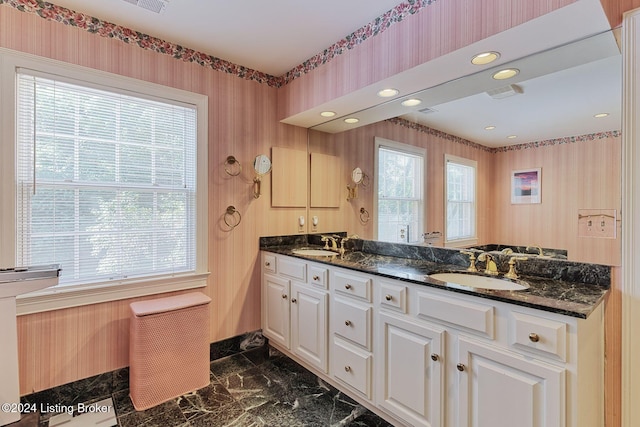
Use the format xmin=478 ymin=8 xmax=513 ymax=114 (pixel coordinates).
xmin=511 ymin=168 xmax=541 ymax=204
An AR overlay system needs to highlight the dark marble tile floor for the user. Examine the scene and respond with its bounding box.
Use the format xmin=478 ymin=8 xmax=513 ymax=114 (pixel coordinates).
xmin=21 ymin=337 xmax=393 ymax=427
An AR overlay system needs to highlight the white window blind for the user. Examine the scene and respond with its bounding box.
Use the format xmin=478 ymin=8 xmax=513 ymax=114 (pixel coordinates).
xmin=16 ymin=71 xmax=198 ymax=287
xmin=377 ymin=144 xmax=424 ymax=243
xmin=446 ymin=156 xmax=476 ymax=242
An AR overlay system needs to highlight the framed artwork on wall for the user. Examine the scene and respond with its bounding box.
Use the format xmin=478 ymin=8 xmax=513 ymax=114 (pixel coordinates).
xmin=511 ymin=168 xmax=541 ymax=204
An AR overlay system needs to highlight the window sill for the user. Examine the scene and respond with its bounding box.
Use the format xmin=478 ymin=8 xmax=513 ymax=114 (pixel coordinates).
xmin=444 ymin=238 xmax=479 ymax=249
xmin=16 ymin=272 xmax=209 ymax=315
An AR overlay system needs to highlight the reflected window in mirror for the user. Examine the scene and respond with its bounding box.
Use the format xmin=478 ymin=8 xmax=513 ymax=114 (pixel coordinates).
xmin=445 ymin=154 xmax=477 ymax=247
xmin=374 ymin=137 xmax=425 ymax=244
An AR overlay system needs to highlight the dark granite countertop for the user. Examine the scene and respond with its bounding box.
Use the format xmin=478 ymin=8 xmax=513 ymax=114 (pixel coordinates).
xmin=260 ymin=237 xmax=609 ymax=319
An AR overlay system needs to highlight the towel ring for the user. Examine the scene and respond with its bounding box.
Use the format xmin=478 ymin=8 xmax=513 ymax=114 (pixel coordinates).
xmin=359 ymin=207 xmax=370 ymax=224
xmin=224 ymin=156 xmax=242 ymax=176
xmin=224 ymin=206 xmax=242 ymax=229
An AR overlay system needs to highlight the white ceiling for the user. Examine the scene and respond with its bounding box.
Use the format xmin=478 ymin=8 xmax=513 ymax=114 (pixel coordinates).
xmin=44 ymin=0 xmax=621 ymax=147
xmin=47 ymin=0 xmax=404 ymax=76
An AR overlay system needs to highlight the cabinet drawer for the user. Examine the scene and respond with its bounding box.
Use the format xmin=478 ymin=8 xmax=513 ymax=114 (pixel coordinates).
xmin=332 ymin=339 xmax=372 ymax=399
xmin=279 ymin=257 xmax=307 ymax=282
xmin=309 ymin=265 xmax=329 ymax=289
xmin=333 ymin=298 xmax=372 ymax=349
xmin=333 ymin=270 xmax=371 ymax=302
xmin=263 ymin=254 xmax=276 ymax=274
xmin=378 ymin=281 xmax=407 ymax=313
xmin=416 ymin=291 xmax=494 ymax=339
xmin=509 ymin=311 xmax=567 ymax=362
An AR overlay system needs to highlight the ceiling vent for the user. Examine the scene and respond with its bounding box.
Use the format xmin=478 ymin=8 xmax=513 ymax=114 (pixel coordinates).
xmin=418 ymin=107 xmax=438 ymax=115
xmin=123 ymin=0 xmax=169 ymax=14
xmin=486 ymin=84 xmax=523 ymax=100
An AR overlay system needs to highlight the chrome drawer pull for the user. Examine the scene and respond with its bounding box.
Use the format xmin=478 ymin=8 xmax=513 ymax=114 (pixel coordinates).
xmin=529 ymin=333 xmax=540 ymax=343
xmin=345 ymin=284 xmax=352 ymax=289
xmin=345 ymin=320 xmax=352 ymax=326
xmin=344 ymin=366 xmax=351 ymax=372
xmin=385 ymin=294 xmax=393 ymax=301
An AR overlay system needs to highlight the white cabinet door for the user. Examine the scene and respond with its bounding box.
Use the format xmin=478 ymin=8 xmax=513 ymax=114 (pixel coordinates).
xmin=457 ymin=337 xmax=565 ymax=427
xmin=377 ymin=312 xmax=445 ymax=427
xmin=291 ymin=282 xmax=328 ymax=372
xmin=262 ymin=274 xmax=290 ymax=349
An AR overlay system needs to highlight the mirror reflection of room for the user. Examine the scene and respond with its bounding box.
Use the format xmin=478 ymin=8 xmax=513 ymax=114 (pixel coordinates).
xmin=308 ymin=28 xmax=621 ymax=266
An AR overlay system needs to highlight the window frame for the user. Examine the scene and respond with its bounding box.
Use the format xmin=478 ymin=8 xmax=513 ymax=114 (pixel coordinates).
xmin=373 ymin=137 xmax=426 ymax=243
xmin=0 ymin=49 xmax=209 ymax=314
xmin=444 ymin=153 xmax=478 ymax=248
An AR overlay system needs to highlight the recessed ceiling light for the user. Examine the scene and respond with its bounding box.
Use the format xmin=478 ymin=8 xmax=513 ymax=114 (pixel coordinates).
xmin=492 ymin=68 xmax=520 ymax=80
xmin=594 ymin=113 xmax=609 ymax=118
xmin=471 ymin=51 xmax=500 ymax=65
xmin=377 ymin=88 xmax=399 ymax=98
xmin=484 ymin=125 xmax=496 ymax=130
xmin=507 ymin=135 xmax=517 ymax=139
xmin=401 ymin=98 xmax=422 ymax=107
xmin=344 ymin=118 xmax=359 ymax=124
xmin=320 ymin=111 xmax=336 ymax=117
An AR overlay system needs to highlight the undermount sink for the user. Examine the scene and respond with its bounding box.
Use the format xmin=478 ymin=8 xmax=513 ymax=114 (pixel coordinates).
xmin=292 ymin=248 xmax=337 ymax=256
xmin=430 ymin=272 xmax=529 ymax=291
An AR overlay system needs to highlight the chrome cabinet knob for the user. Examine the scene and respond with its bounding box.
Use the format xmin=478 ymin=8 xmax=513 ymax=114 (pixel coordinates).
xmin=431 ymin=353 xmax=439 ymax=362
xmin=281 ymin=294 xmax=287 ymax=299
xmin=313 ymin=275 xmax=320 ymax=281
xmin=265 ymin=262 xmax=270 ymax=266
xmin=344 ymin=366 xmax=351 ymax=372
xmin=457 ymin=363 xmax=466 ymax=372
xmin=345 ymin=284 xmax=352 ymax=289
xmin=529 ymin=333 xmax=540 ymax=343
xmin=345 ymin=320 xmax=352 ymax=326
xmin=385 ymin=294 xmax=393 ymax=301
xmin=291 ymin=298 xmax=297 ymax=303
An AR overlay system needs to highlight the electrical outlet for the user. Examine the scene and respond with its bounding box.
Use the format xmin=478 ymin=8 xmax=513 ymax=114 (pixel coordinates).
xmin=398 ymin=225 xmax=409 ymax=242
xmin=578 ymin=209 xmax=617 ymax=239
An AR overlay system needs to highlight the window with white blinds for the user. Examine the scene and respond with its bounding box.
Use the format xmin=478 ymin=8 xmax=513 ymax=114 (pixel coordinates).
xmin=445 ymin=154 xmax=477 ymax=244
xmin=15 ymin=71 xmax=198 ymax=287
xmin=375 ymin=138 xmax=425 ymax=244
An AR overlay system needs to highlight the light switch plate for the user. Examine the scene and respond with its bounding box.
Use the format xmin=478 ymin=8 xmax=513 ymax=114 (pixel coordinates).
xmin=578 ymin=209 xmax=617 ymax=239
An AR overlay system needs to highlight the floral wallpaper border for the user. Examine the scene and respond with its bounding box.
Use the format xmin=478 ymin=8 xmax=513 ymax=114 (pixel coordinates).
xmin=281 ymin=0 xmax=436 ymax=85
xmin=388 ymin=117 xmax=621 ymax=153
xmin=0 ymin=0 xmax=435 ymax=87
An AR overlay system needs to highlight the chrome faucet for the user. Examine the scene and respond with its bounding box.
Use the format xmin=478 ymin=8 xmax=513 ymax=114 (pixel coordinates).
xmin=477 ymin=252 xmax=499 ymax=275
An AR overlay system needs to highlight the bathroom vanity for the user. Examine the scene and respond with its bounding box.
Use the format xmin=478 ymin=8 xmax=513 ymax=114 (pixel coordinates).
xmin=260 ymin=235 xmax=607 ymax=427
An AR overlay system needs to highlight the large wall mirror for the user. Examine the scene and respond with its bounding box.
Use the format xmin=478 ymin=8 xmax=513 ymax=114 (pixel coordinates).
xmin=307 ymin=25 xmax=622 ymax=266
